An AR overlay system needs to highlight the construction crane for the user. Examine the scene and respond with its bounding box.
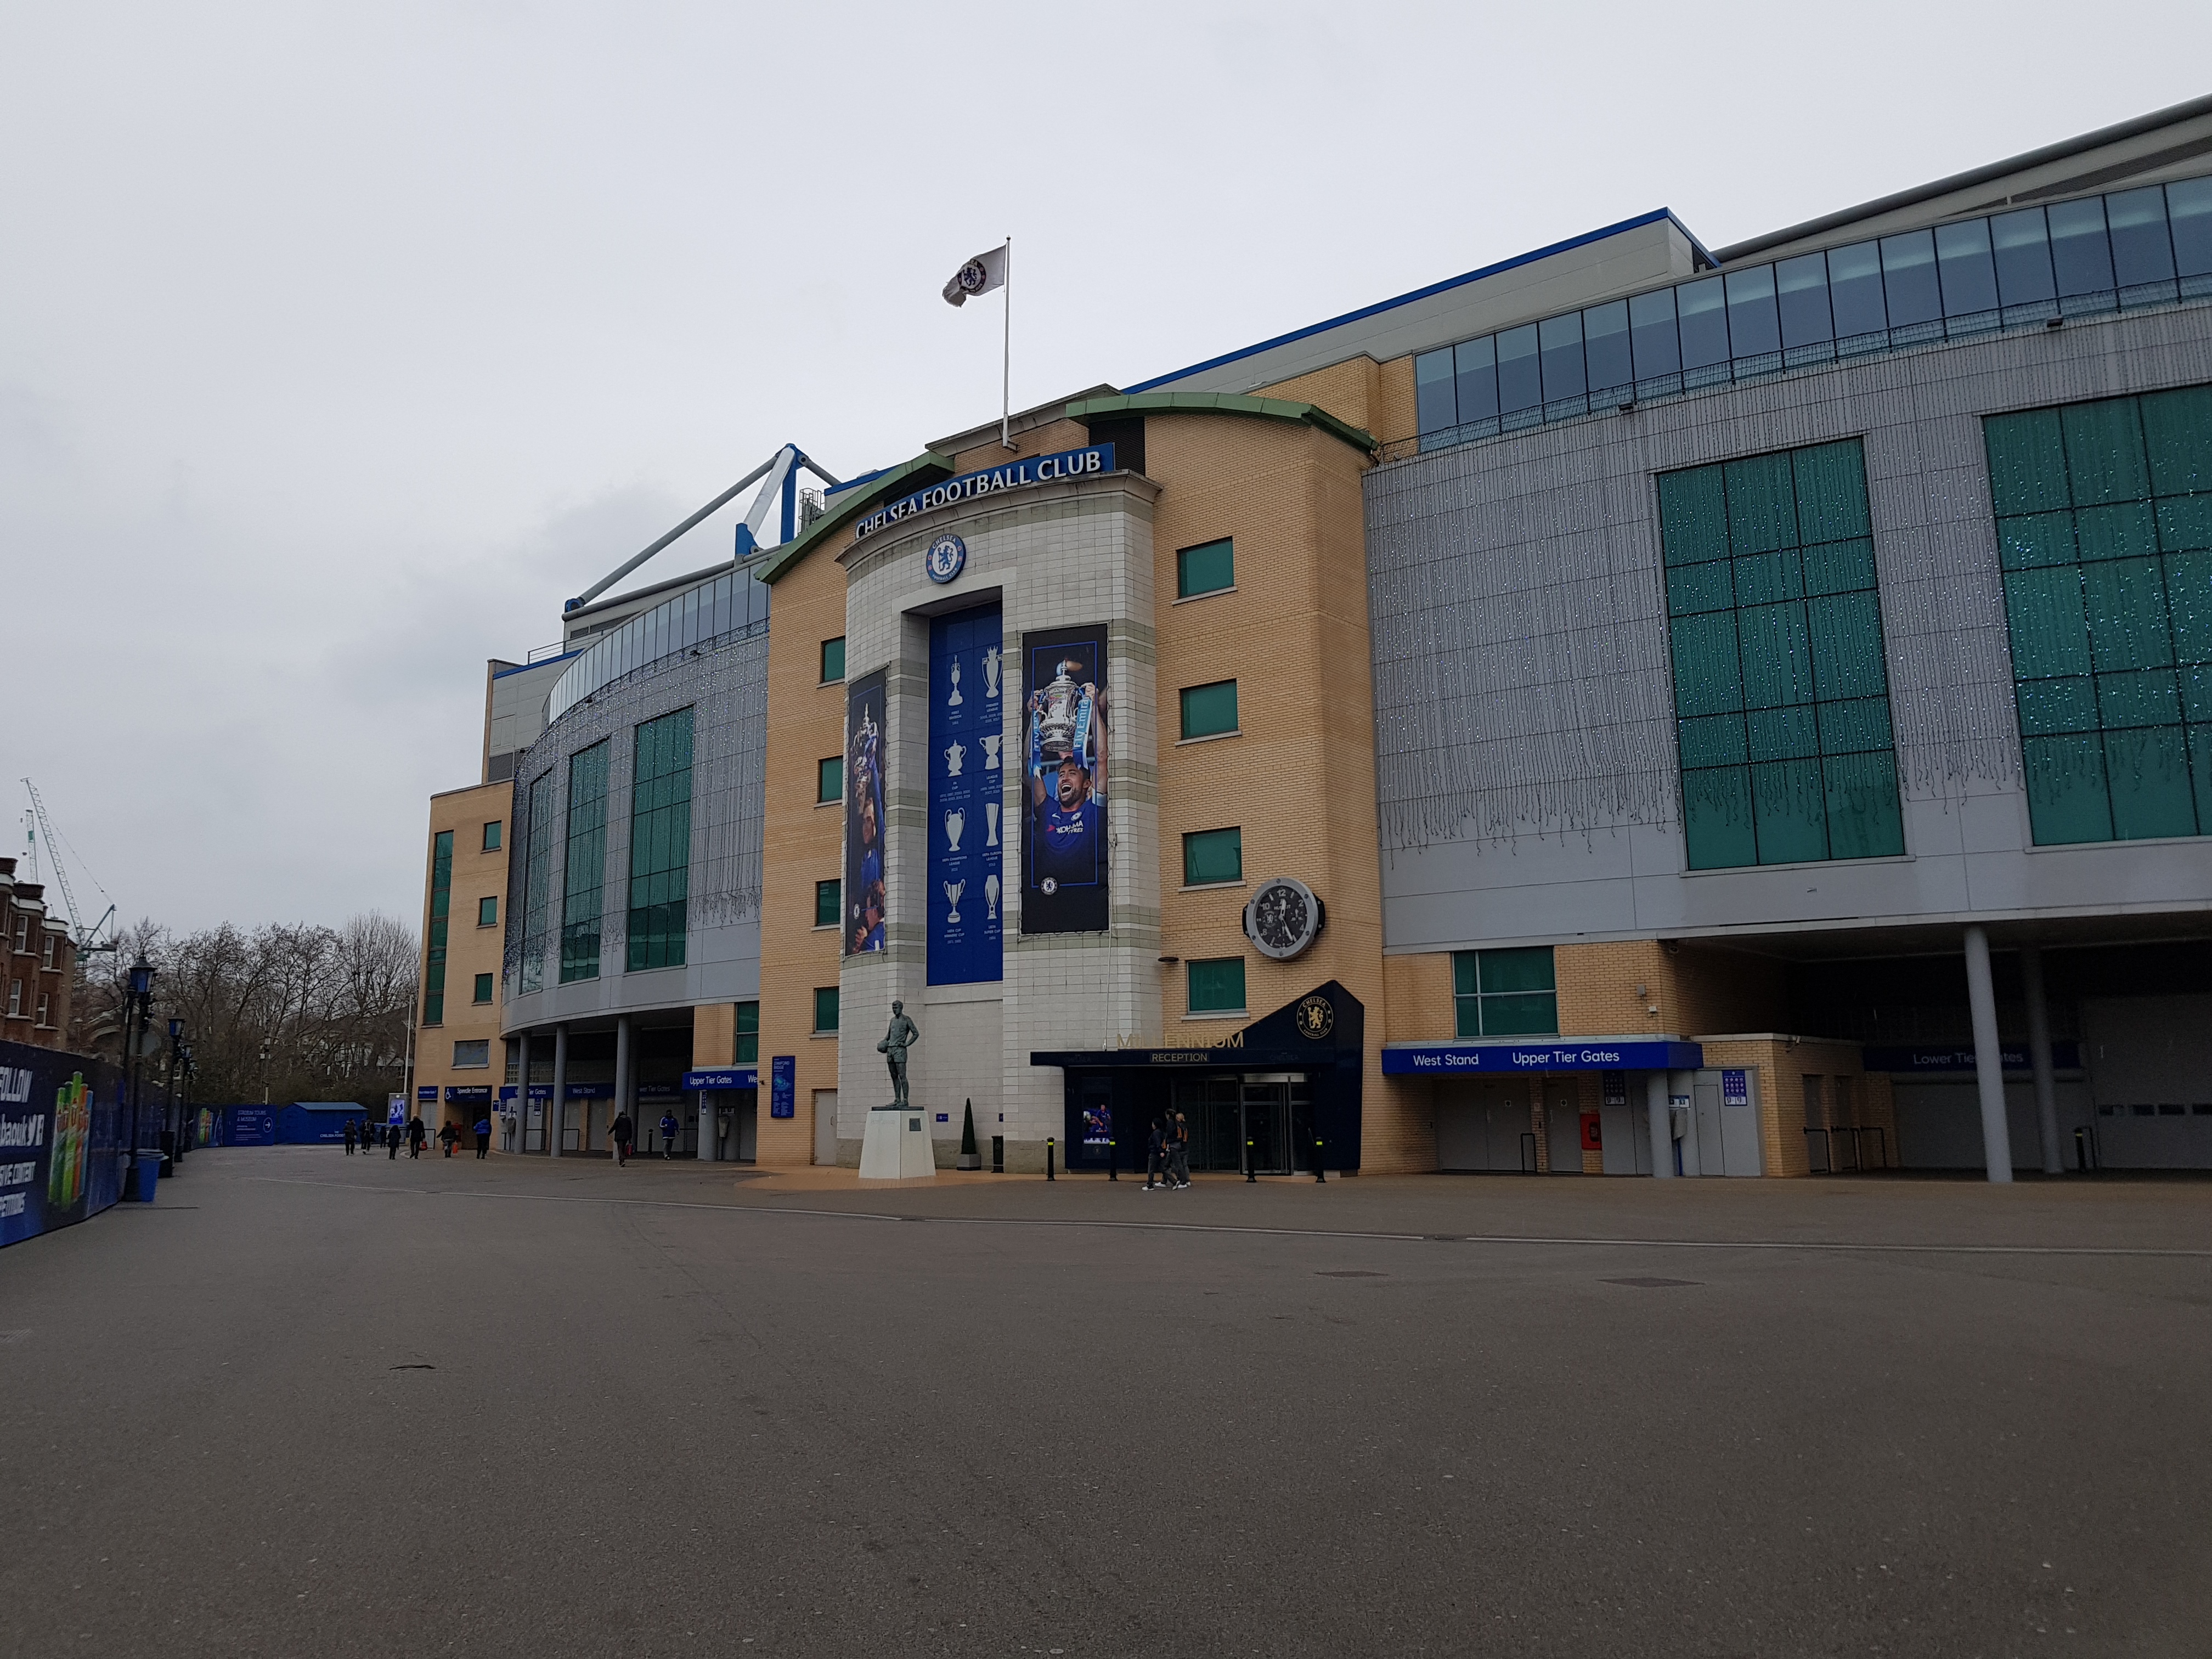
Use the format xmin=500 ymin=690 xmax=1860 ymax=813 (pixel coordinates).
xmin=22 ymin=780 xmax=116 ymax=953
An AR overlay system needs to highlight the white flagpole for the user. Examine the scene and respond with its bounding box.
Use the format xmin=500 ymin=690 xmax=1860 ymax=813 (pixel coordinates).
xmin=1001 ymin=236 xmax=1013 ymax=450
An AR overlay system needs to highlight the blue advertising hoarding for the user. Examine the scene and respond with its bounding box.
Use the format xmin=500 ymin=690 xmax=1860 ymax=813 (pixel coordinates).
xmin=1381 ymin=1040 xmax=1705 ymax=1076
xmin=0 ymin=1040 xmax=125 ymax=1249
xmin=928 ymin=603 xmax=1005 ymax=984
xmin=770 ymin=1056 xmax=795 ymax=1119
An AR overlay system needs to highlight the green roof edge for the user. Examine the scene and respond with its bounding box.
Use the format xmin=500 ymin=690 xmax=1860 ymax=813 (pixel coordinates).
xmin=754 ymin=450 xmax=957 ymax=586
xmin=1064 ymin=391 xmax=1376 ymax=456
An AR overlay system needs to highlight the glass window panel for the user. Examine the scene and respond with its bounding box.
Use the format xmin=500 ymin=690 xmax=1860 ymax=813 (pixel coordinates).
xmin=2061 ymin=399 xmax=2150 ymax=505
xmin=1724 ymin=452 xmax=1798 ymax=552
xmin=2081 ymin=559 xmax=2174 ymax=670
xmin=1984 ymin=410 xmax=2072 ymax=515
xmin=2004 ymin=569 xmax=2092 ymax=678
xmin=1475 ymin=946 xmax=1555 ymax=994
xmin=1792 ymin=442 xmax=1872 ymax=543
xmin=2047 ymin=196 xmax=2115 ymax=297
xmin=2074 ymin=501 xmax=2158 ymax=563
xmin=1752 ymin=759 xmax=1828 ymax=863
xmin=1930 ymin=219 xmax=1999 ymax=317
xmin=2016 ymin=675 xmax=2100 ymax=736
xmin=1826 ymin=241 xmax=1888 ymax=337
xmin=2170 ymin=178 xmax=2212 ymax=279
xmin=2096 ymin=668 xmax=2181 ymax=729
xmin=817 ymin=756 xmax=842 ymax=802
xmin=1180 ymin=679 xmax=1239 ymax=738
xmin=2165 ymin=550 xmax=2212 ymax=661
xmin=1538 ymin=312 xmax=1585 ymax=402
xmin=1414 ymin=348 xmax=1456 ymax=434
xmin=1992 ymin=208 xmax=2057 ymax=306
xmin=1658 ymin=465 xmax=1731 ymax=566
xmin=1737 ymin=601 xmax=1816 ymax=708
xmin=2023 ymin=734 xmax=2113 ymax=844
xmin=814 ymin=879 xmax=840 ymax=928
xmin=1477 ymin=992 xmax=1558 ymax=1036
xmin=1629 ymin=287 xmax=1680 ymax=379
xmin=1878 ymin=230 xmax=1942 ymax=326
xmin=1452 ymin=951 xmax=1479 ymax=998
xmin=1732 ymin=548 xmax=1804 ymax=607
xmin=2106 ymin=186 xmax=2176 ymax=287
xmin=1776 ymin=253 xmax=1834 ymax=347
xmin=1583 ymin=300 xmax=1633 ymax=394
xmin=1182 ymin=827 xmax=1243 ymax=885
xmin=1747 ymin=704 xmax=1819 ymax=761
xmin=820 ymin=636 xmax=845 ymax=681
xmin=1683 ymin=766 xmax=1757 ymax=869
xmin=1453 ymin=336 xmax=1499 ymax=424
xmin=1666 ymin=560 xmax=1734 ymax=616
xmin=1723 ymin=264 xmax=1781 ymax=357
xmin=1496 ymin=324 xmax=1541 ymax=414
xmin=1187 ymin=957 xmax=1246 ymax=1013
xmin=1802 ymin=537 xmax=1877 ymax=595
xmin=1177 ymin=538 xmax=1235 ymax=597
xmin=813 ymin=986 xmax=839 ymax=1032
xmin=1676 ymin=276 xmax=1730 ymax=369
xmin=1825 ymin=750 xmax=1905 ymax=858
xmin=2105 ymin=725 xmax=2197 ymax=839
xmin=1808 ymin=592 xmax=1889 ymax=701
xmin=1677 ymin=713 xmax=1747 ymax=768
xmin=1998 ymin=511 xmax=2079 ymax=570
xmin=1817 ymin=695 xmax=1894 ymax=754
xmin=2142 ymin=385 xmax=2212 ymax=498
xmin=1669 ymin=612 xmax=1743 ymax=715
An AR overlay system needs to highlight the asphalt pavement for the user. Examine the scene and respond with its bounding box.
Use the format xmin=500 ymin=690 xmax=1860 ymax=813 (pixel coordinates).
xmin=4 ymin=1148 xmax=2209 ymax=1658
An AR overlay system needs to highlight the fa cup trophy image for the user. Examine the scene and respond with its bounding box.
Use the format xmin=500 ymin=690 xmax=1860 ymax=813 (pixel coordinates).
xmin=1034 ymin=658 xmax=1091 ymax=764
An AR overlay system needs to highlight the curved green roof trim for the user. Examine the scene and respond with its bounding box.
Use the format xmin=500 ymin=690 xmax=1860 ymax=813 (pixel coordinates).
xmin=1065 ymin=391 xmax=1375 ymax=456
xmin=754 ymin=450 xmax=956 ymax=586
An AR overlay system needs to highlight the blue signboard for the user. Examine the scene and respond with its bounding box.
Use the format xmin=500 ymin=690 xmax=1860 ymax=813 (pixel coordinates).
xmin=445 ymin=1085 xmax=494 ymax=1103
xmin=525 ymin=1084 xmax=553 ymax=1102
xmin=681 ymin=1069 xmax=758 ymax=1091
xmin=498 ymin=1085 xmax=518 ymax=1102
xmin=416 ymin=1085 xmax=438 ymax=1103
xmin=853 ymin=445 xmax=1114 ymax=540
xmin=927 ymin=603 xmax=1006 ymax=985
xmin=563 ymin=1081 xmax=613 ymax=1100
xmin=1381 ymin=1040 xmax=1704 ymax=1076
xmin=1861 ymin=1042 xmax=2082 ymax=1073
xmin=770 ymin=1056 xmax=794 ymax=1119
xmin=232 ymin=1105 xmax=279 ymax=1143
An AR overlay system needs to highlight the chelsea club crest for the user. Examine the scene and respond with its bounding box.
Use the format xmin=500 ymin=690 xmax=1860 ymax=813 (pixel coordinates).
xmin=925 ymin=533 xmax=967 ymax=584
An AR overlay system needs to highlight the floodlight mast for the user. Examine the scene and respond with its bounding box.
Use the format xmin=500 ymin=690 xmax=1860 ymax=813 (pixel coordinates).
xmin=565 ymin=444 xmax=842 ymax=616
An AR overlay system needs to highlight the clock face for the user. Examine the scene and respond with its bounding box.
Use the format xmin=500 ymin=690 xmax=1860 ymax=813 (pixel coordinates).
xmin=1244 ymin=876 xmax=1322 ymax=960
xmin=925 ymin=533 xmax=967 ymax=584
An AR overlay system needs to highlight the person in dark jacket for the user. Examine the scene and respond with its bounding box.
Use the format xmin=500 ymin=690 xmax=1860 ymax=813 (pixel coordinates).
xmin=474 ymin=1116 xmax=492 ymax=1158
xmin=407 ymin=1115 xmax=427 ymax=1158
xmin=437 ymin=1120 xmax=461 ymax=1158
xmin=1144 ymin=1118 xmax=1167 ymax=1190
xmin=658 ymin=1111 xmax=679 ymax=1158
xmin=342 ymin=1119 xmax=357 ymax=1156
xmin=611 ymin=1111 xmax=634 ymax=1166
xmin=386 ymin=1120 xmax=400 ymax=1159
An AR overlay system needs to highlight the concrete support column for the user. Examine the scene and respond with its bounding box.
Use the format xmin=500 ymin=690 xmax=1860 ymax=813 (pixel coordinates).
xmin=516 ymin=1031 xmax=531 ymax=1152
xmin=1646 ymin=1070 xmax=1674 ymax=1178
xmin=1668 ymin=1069 xmax=1695 ymax=1177
xmin=550 ymin=1023 xmax=568 ymax=1159
xmin=613 ymin=1015 xmax=632 ymax=1145
xmin=700 ymin=1092 xmax=718 ymax=1163
xmin=1962 ymin=926 xmax=2013 ymax=1183
xmin=2021 ymin=946 xmax=2063 ymax=1176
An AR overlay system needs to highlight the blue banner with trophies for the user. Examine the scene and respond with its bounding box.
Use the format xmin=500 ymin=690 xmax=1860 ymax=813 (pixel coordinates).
xmin=928 ymin=603 xmax=1006 ymax=984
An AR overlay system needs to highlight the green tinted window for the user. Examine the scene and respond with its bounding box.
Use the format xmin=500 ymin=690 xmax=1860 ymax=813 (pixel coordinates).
xmin=1985 ymin=385 xmax=2212 ymax=844
xmin=482 ymin=820 xmax=501 ymax=851
xmin=519 ymin=771 xmax=553 ymax=994
xmin=821 ymin=637 xmax=845 ymax=682
xmin=1452 ymin=947 xmax=1558 ymax=1036
xmin=1177 ymin=538 xmax=1235 ymax=599
xmin=1658 ymin=438 xmax=1904 ymax=869
xmin=560 ymin=741 xmax=609 ymax=983
xmin=812 ymin=986 xmax=839 ymax=1033
xmin=1180 ymin=680 xmax=1239 ymax=740
xmin=1187 ymin=957 xmax=1246 ymax=1013
xmin=628 ymin=709 xmax=693 ymax=970
xmin=1183 ymin=827 xmax=1243 ymax=885
xmin=425 ymin=831 xmax=453 ymax=1023
xmin=478 ymin=896 xmax=498 ymax=927
xmin=814 ymin=879 xmax=840 ymax=928
xmin=735 ymin=1001 xmax=759 ymax=1064
xmin=817 ymin=756 xmax=843 ymax=803
xmin=472 ymin=973 xmax=493 ymax=1005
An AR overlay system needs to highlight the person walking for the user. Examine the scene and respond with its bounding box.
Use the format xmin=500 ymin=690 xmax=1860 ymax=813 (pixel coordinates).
xmin=386 ymin=1120 xmax=400 ymax=1160
xmin=1144 ymin=1116 xmax=1167 ymax=1190
xmin=658 ymin=1110 xmax=680 ymax=1159
xmin=342 ymin=1118 xmax=357 ymax=1156
xmin=438 ymin=1120 xmax=461 ymax=1158
xmin=407 ymin=1115 xmax=428 ymax=1159
xmin=1170 ymin=1111 xmax=1193 ymax=1189
xmin=473 ymin=1116 xmax=492 ymax=1158
xmin=611 ymin=1109 xmax=634 ymax=1166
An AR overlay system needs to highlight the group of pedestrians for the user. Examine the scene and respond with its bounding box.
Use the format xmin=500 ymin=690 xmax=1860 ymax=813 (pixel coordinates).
xmin=1146 ymin=1111 xmax=1192 ymax=1190
xmin=341 ymin=1115 xmax=493 ymax=1159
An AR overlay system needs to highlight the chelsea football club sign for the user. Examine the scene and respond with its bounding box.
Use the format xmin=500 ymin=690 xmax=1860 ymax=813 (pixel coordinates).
xmin=926 ymin=533 xmax=966 ymax=584
xmin=853 ymin=444 xmax=1115 ymax=541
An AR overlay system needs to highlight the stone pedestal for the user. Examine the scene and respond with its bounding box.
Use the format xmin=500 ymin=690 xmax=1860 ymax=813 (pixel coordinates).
xmin=859 ymin=1105 xmax=936 ymax=1181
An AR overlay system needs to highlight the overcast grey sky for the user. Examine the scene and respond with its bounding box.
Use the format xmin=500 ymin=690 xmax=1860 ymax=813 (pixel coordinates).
xmin=5 ymin=3 xmax=2208 ymax=936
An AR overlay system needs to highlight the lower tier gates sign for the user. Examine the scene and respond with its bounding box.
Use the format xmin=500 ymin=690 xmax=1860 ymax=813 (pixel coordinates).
xmin=1381 ymin=1040 xmax=1705 ymax=1075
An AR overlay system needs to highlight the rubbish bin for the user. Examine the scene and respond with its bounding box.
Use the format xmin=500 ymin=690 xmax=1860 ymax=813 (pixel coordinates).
xmin=126 ymin=1157 xmax=162 ymax=1201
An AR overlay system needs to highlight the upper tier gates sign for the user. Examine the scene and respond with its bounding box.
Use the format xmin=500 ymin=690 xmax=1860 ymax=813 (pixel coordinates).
xmin=852 ymin=445 xmax=1115 ymax=540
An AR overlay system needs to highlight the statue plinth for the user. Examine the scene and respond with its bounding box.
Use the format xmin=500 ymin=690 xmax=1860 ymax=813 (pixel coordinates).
xmin=859 ymin=1104 xmax=936 ymax=1181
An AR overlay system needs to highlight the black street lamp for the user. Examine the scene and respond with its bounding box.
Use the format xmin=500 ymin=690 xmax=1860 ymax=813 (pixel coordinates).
xmin=165 ymin=1018 xmax=187 ymax=1170
xmin=259 ymin=1040 xmax=273 ymax=1107
xmin=123 ymin=951 xmax=156 ymax=1177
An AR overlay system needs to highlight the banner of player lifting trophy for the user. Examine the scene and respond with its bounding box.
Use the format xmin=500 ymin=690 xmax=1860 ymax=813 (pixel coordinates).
xmin=843 ymin=668 xmax=889 ymax=956
xmin=1021 ymin=623 xmax=1109 ymax=934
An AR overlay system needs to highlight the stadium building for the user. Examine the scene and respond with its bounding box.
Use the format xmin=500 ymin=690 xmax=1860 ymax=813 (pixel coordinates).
xmin=415 ymin=94 xmax=2212 ymax=1179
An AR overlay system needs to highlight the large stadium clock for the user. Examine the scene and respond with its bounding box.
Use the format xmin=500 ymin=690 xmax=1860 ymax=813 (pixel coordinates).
xmin=1243 ymin=876 xmax=1324 ymax=961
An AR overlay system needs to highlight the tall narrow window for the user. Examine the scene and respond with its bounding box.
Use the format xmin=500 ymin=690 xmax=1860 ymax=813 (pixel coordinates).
xmin=628 ymin=708 xmax=695 ymax=970
xmin=473 ymin=973 xmax=494 ymax=1005
xmin=814 ymin=879 xmax=841 ymax=928
xmin=735 ymin=1001 xmax=759 ymax=1064
xmin=560 ymin=740 xmax=609 ymax=983
xmin=424 ymin=830 xmax=453 ymax=1025
xmin=817 ymin=756 xmax=843 ymax=803
xmin=519 ymin=773 xmax=553 ymax=993
xmin=812 ymin=986 xmax=839 ymax=1033
xmin=478 ymin=896 xmax=498 ymax=928
xmin=1658 ymin=438 xmax=1905 ymax=870
xmin=482 ymin=820 xmax=502 ymax=851
xmin=820 ymin=637 xmax=846 ymax=682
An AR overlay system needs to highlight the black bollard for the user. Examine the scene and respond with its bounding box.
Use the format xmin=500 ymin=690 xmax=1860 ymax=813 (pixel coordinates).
xmin=1245 ymin=1137 xmax=1256 ymax=1183
xmin=1108 ymin=1137 xmax=1117 ymax=1181
xmin=1046 ymin=1137 xmax=1055 ymax=1181
xmin=1314 ymin=1137 xmax=1327 ymax=1183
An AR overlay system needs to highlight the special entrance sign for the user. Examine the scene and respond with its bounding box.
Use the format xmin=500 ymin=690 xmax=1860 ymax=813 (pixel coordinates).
xmin=1381 ymin=1040 xmax=1704 ymax=1075
xmin=852 ymin=444 xmax=1115 ymax=540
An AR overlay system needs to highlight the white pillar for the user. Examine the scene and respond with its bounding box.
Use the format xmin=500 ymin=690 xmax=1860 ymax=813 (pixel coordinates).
xmin=613 ymin=1014 xmax=632 ymax=1149
xmin=700 ymin=1091 xmax=718 ymax=1163
xmin=1646 ymin=1071 xmax=1674 ymax=1178
xmin=550 ymin=1023 xmax=568 ymax=1159
xmin=1962 ymin=926 xmax=2013 ymax=1183
xmin=2021 ymin=945 xmax=2062 ymax=1176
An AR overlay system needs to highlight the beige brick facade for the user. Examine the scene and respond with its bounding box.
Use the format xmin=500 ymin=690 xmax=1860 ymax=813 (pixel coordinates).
xmin=411 ymin=781 xmax=512 ymax=1135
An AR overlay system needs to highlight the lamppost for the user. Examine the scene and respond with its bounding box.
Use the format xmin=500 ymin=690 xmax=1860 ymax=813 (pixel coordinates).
xmin=179 ymin=1043 xmax=195 ymax=1156
xmin=123 ymin=951 xmax=156 ymax=1175
xmin=259 ymin=1040 xmax=273 ymax=1107
xmin=165 ymin=1018 xmax=187 ymax=1170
